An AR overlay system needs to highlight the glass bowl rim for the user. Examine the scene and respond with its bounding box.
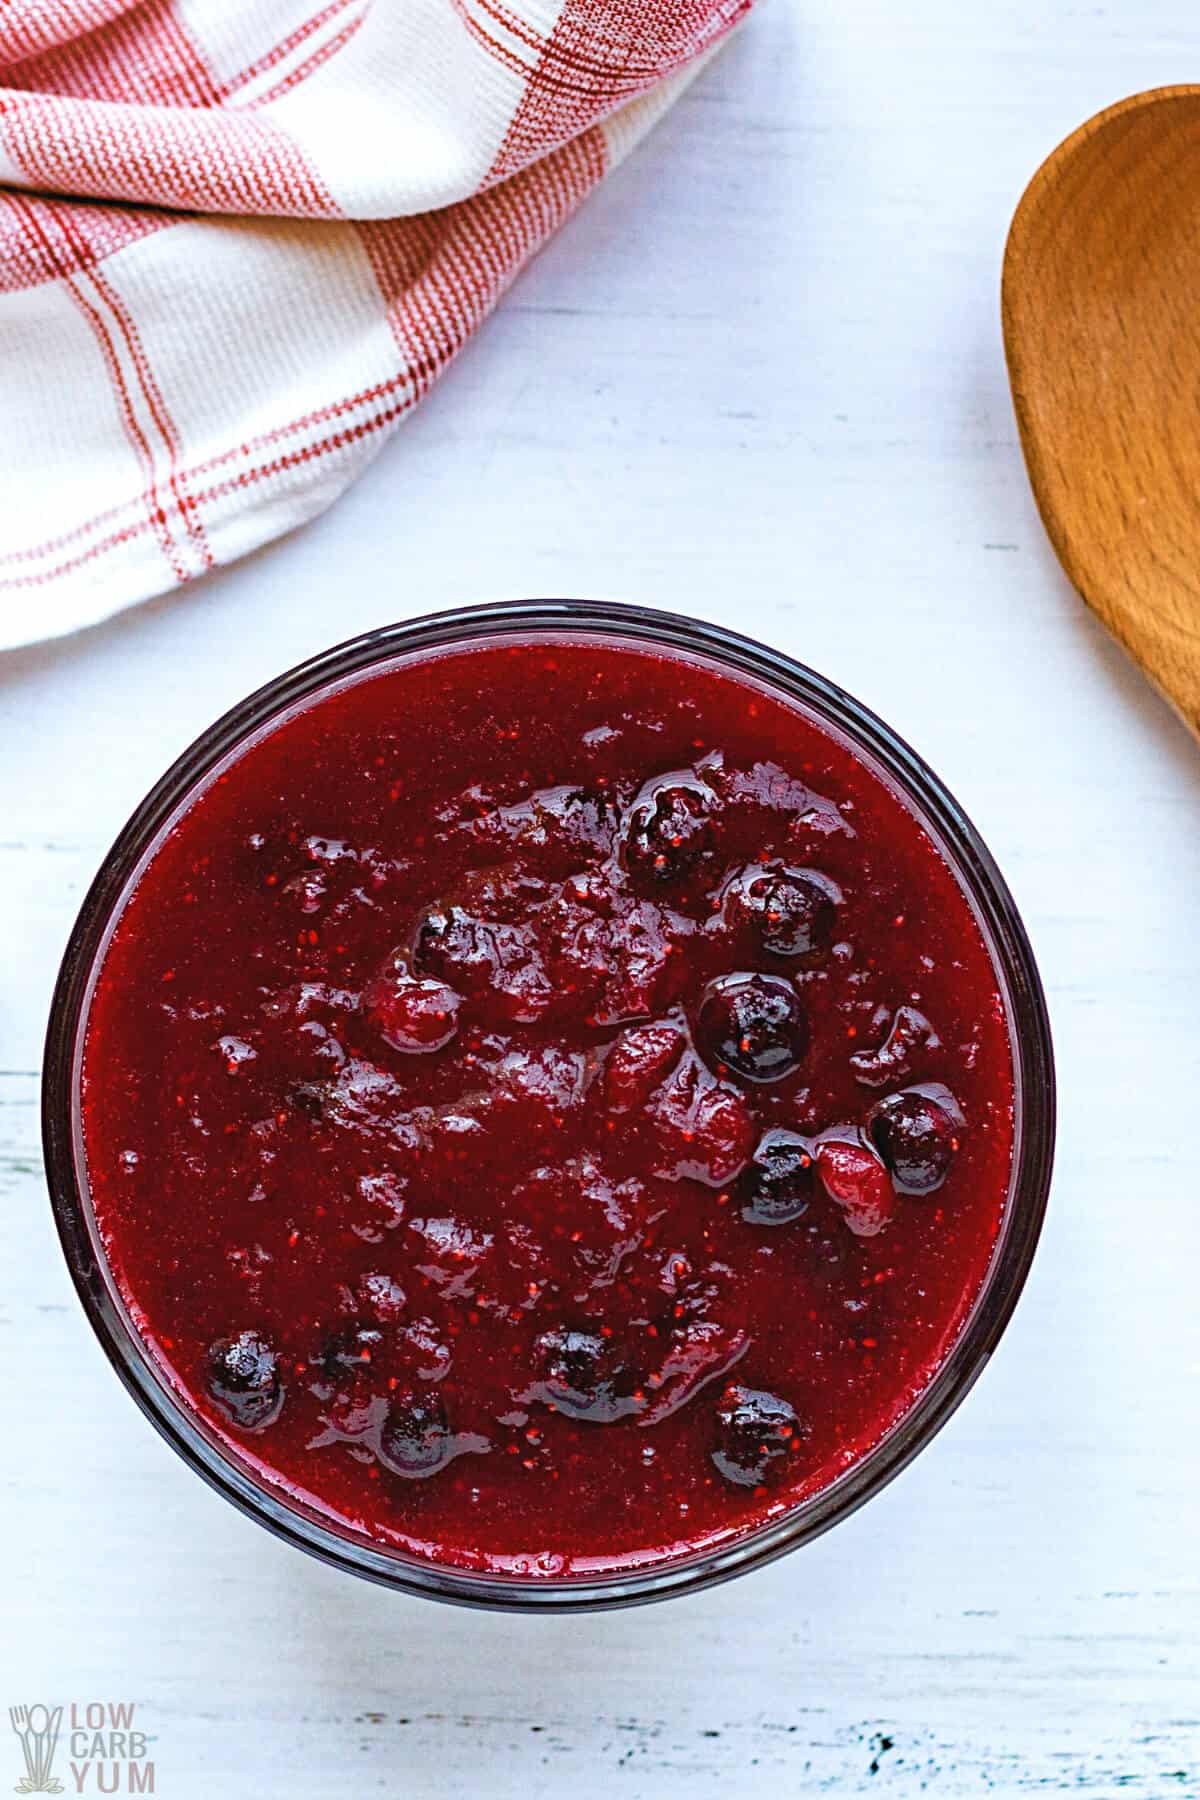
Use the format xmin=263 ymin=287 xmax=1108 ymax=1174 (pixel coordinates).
xmin=42 ymin=598 xmax=1055 ymax=1612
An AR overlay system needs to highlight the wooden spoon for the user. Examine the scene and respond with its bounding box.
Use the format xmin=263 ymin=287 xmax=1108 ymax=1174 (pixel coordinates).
xmin=1003 ymin=86 xmax=1200 ymax=738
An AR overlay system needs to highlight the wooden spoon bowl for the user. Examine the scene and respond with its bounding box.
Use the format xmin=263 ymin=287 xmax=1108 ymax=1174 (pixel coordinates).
xmin=1003 ymin=86 xmax=1200 ymax=738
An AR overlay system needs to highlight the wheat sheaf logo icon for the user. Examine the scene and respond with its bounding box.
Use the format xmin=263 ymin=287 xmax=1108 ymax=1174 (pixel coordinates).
xmin=8 ymin=1707 xmax=63 ymax=1795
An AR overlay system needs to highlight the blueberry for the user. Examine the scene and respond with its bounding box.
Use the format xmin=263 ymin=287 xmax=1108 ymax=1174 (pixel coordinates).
xmin=730 ymin=865 xmax=840 ymax=957
xmin=532 ymin=1327 xmax=644 ymax=1423
xmin=868 ymin=1086 xmax=963 ymax=1193
xmin=280 ymin=869 xmax=327 ymax=915
xmin=378 ymin=1390 xmax=453 ymax=1479
xmin=413 ymin=903 xmax=549 ymax=1021
xmin=413 ymin=905 xmax=520 ymax=992
xmin=697 ymin=972 xmax=808 ymax=1082
xmin=622 ymin=781 xmax=712 ymax=885
xmin=317 ymin=1323 xmax=384 ymax=1379
xmin=712 ymin=1384 xmax=801 ymax=1487
xmin=515 ymin=784 xmax=622 ymax=861
xmin=413 ymin=905 xmax=482 ymax=981
xmin=740 ymin=1130 xmax=815 ymax=1225
xmin=289 ymin=1079 xmax=328 ymax=1119
xmin=206 ymin=1330 xmax=283 ymax=1430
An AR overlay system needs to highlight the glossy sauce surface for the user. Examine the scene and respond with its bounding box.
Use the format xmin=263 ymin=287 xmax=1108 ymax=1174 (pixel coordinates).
xmin=82 ymin=636 xmax=1014 ymax=1574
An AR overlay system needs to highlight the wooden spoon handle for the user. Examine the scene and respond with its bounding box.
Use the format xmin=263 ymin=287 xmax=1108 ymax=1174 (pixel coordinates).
xmin=1003 ymin=86 xmax=1200 ymax=740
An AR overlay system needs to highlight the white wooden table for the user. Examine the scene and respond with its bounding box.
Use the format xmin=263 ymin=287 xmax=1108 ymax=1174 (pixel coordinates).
xmin=3 ymin=3 xmax=1198 ymax=1793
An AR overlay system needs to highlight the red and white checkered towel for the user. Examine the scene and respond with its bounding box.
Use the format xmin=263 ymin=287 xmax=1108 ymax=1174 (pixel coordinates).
xmin=0 ymin=0 xmax=752 ymax=649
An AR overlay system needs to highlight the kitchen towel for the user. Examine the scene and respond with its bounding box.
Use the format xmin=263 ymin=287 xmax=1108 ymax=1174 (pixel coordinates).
xmin=0 ymin=0 xmax=751 ymax=648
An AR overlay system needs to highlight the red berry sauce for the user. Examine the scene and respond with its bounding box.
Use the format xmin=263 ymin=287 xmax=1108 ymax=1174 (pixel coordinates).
xmin=82 ymin=634 xmax=1014 ymax=1576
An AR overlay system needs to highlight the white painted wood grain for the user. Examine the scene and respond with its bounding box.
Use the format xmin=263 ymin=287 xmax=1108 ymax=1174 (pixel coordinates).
xmin=2 ymin=2 xmax=1198 ymax=1794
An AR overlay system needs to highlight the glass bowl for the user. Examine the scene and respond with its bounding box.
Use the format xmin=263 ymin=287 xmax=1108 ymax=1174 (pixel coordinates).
xmin=42 ymin=599 xmax=1055 ymax=1611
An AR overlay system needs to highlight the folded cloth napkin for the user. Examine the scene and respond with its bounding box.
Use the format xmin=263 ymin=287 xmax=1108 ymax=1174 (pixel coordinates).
xmin=0 ymin=0 xmax=751 ymax=649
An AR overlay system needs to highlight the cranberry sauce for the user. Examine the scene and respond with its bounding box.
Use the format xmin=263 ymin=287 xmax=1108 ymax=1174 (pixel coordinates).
xmin=81 ymin=635 xmax=1014 ymax=1575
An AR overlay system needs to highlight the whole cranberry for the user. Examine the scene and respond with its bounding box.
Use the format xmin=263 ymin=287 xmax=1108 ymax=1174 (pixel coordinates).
xmin=739 ymin=1130 xmax=815 ymax=1226
xmin=850 ymin=1005 xmax=939 ymax=1088
xmin=622 ymin=779 xmax=712 ymax=886
xmin=531 ymin=1327 xmax=644 ymax=1424
xmin=868 ymin=1085 xmax=963 ymax=1193
xmin=728 ymin=865 xmax=840 ymax=957
xmin=814 ymin=1136 xmax=895 ymax=1237
xmin=648 ymin=1053 xmax=756 ymax=1186
xmin=603 ymin=1021 xmax=685 ymax=1113
xmin=697 ymin=973 xmax=808 ymax=1083
xmin=712 ymin=1384 xmax=801 ymax=1487
xmin=321 ymin=1387 xmax=381 ymax=1442
xmin=378 ymin=1390 xmax=453 ymax=1479
xmin=363 ymin=959 xmax=461 ymax=1053
xmin=206 ymin=1330 xmax=284 ymax=1430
